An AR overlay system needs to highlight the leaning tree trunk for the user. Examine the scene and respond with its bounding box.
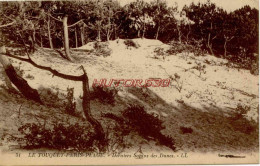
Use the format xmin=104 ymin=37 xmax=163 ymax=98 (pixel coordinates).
xmin=5 ymin=50 xmax=106 ymax=151
xmin=63 ymin=16 xmax=73 ymax=61
xmin=81 ymin=69 xmax=106 ymax=149
xmin=0 ymin=46 xmax=42 ymax=103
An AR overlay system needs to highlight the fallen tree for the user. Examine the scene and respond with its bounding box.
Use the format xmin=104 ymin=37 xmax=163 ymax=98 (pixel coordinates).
xmin=4 ymin=49 xmax=106 ymax=150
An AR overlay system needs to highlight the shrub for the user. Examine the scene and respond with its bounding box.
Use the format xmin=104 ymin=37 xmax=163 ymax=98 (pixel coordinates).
xmin=91 ymin=86 xmax=117 ymax=105
xmin=65 ymin=87 xmax=76 ymax=115
xmin=123 ymin=105 xmax=163 ymax=137
xmin=122 ymin=104 xmax=176 ymax=150
xmin=192 ymin=62 xmax=207 ymax=76
xmin=124 ymin=39 xmax=139 ymax=49
xmin=230 ymin=118 xmax=257 ymax=134
xmin=17 ymin=122 xmax=96 ymax=151
xmin=232 ymin=104 xmax=250 ymax=120
xmin=94 ymin=41 xmax=111 ymax=57
xmin=220 ymin=47 xmax=258 ymax=72
xmin=169 ymin=73 xmax=183 ymax=93
xmin=250 ymin=62 xmax=259 ymax=75
xmin=38 ymin=87 xmax=63 ymax=108
xmin=250 ymin=54 xmax=259 ymax=75
xmin=228 ymin=104 xmax=257 ymax=134
xmin=154 ymin=47 xmax=166 ymax=60
xmin=166 ymin=41 xmax=188 ymax=55
xmin=25 ymin=74 xmax=34 ymax=80
xmin=38 ymin=87 xmax=77 ymax=114
xmin=189 ymin=39 xmax=206 ymax=56
xmin=102 ymin=113 xmax=132 ymax=154
xmin=180 ymin=126 xmax=193 ymax=134
xmin=166 ymin=40 xmax=205 ymax=57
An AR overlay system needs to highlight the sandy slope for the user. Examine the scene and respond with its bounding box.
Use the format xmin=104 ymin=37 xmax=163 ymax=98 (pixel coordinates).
xmin=67 ymin=38 xmax=258 ymax=121
xmin=0 ymin=38 xmax=258 ymax=153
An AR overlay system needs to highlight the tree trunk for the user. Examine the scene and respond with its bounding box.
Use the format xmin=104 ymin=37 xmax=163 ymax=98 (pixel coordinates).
xmin=40 ymin=32 xmax=43 ymax=48
xmin=207 ymin=22 xmax=215 ymax=55
xmin=155 ymin=25 xmax=160 ymax=40
xmin=28 ymin=36 xmax=35 ymax=53
xmin=106 ymin=25 xmax=110 ymax=41
xmin=137 ymin=29 xmax=140 ymax=38
xmin=0 ymin=46 xmax=42 ymax=103
xmin=186 ymin=24 xmax=191 ymax=42
xmin=98 ymin=29 xmax=101 ymax=41
xmin=177 ymin=25 xmax=182 ymax=43
xmin=142 ymin=23 xmax=146 ymax=39
xmin=156 ymin=0 xmax=161 ymax=40
xmin=4 ymin=49 xmax=106 ymax=150
xmin=75 ymin=27 xmax=78 ymax=48
xmin=106 ymin=34 xmax=109 ymax=42
xmin=142 ymin=14 xmax=146 ymax=39
xmin=114 ymin=25 xmax=117 ymax=40
xmin=3 ymin=70 xmax=15 ymax=91
xmin=224 ymin=39 xmax=227 ymax=57
xmin=32 ymin=24 xmax=36 ymax=44
xmin=47 ymin=15 xmax=53 ymax=49
xmin=32 ymin=24 xmax=36 ymax=50
xmin=106 ymin=13 xmax=111 ymax=42
xmin=223 ymin=36 xmax=234 ymax=58
xmin=82 ymin=69 xmax=106 ymax=150
xmin=207 ymin=33 xmax=214 ymax=55
xmin=63 ymin=16 xmax=73 ymax=61
xmin=80 ymin=26 xmax=85 ymax=46
xmin=97 ymin=21 xmax=101 ymax=42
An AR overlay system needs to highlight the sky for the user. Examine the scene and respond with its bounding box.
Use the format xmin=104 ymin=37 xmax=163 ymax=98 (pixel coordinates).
xmin=119 ymin=0 xmax=259 ymax=12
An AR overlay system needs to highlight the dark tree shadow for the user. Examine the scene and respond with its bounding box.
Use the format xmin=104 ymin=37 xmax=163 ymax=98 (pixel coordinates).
xmin=114 ymin=86 xmax=259 ymax=153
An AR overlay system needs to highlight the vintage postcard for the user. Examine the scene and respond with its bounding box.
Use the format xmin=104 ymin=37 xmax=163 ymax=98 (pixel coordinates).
xmin=0 ymin=0 xmax=259 ymax=165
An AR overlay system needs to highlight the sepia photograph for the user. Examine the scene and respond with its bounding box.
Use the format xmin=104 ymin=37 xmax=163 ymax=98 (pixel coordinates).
xmin=0 ymin=0 xmax=259 ymax=165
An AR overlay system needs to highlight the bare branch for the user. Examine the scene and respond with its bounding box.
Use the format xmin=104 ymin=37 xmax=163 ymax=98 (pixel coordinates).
xmin=228 ymin=36 xmax=234 ymax=41
xmin=68 ymin=19 xmax=84 ymax=28
xmin=112 ymin=10 xmax=123 ymax=16
xmin=9 ymin=33 xmax=82 ymax=81
xmin=4 ymin=52 xmax=84 ymax=81
xmin=3 ymin=14 xmax=16 ymax=21
xmin=224 ymin=35 xmax=234 ymax=41
xmin=87 ymin=23 xmax=96 ymax=30
xmin=43 ymin=11 xmax=62 ymax=22
xmin=0 ymin=21 xmax=16 ymax=28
